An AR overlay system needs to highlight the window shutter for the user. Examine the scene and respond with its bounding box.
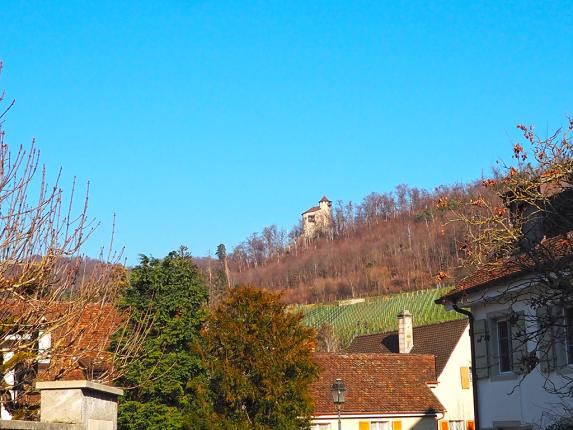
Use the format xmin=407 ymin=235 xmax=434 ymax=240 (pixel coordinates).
xmin=473 ymin=319 xmax=489 ymax=378
xmin=440 ymin=421 xmax=449 ymax=430
xmin=359 ymin=422 xmax=370 ymax=430
xmin=511 ymin=312 xmax=528 ymax=374
xmin=553 ymin=306 xmax=568 ymax=369
xmin=537 ymin=306 xmax=555 ymax=373
xmin=466 ymin=420 xmax=475 ymax=430
xmin=393 ymin=420 xmax=402 ymax=430
xmin=460 ymin=366 xmax=470 ymax=389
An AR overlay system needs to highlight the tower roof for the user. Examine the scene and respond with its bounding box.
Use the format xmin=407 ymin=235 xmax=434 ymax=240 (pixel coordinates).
xmin=319 ymin=195 xmax=331 ymax=203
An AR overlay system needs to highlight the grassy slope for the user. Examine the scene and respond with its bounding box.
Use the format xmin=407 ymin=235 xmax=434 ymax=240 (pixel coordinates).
xmin=295 ymin=287 xmax=463 ymax=348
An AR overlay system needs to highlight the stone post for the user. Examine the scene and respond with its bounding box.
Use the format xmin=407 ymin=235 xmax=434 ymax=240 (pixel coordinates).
xmin=36 ymin=381 xmax=123 ymax=430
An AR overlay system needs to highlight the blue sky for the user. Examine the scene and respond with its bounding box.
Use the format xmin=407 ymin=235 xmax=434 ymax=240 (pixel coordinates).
xmin=1 ymin=1 xmax=572 ymax=264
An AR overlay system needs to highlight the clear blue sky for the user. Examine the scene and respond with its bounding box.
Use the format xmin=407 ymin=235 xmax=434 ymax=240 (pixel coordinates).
xmin=2 ymin=1 xmax=572 ymax=265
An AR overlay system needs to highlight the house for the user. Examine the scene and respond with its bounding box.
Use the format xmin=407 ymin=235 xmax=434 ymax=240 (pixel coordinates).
xmin=303 ymin=196 xmax=332 ymax=238
xmin=436 ymin=179 xmax=573 ymax=430
xmin=310 ymin=353 xmax=445 ymax=430
xmin=348 ymin=313 xmax=475 ymax=430
xmin=1 ymin=302 xmax=120 ymax=419
xmin=436 ymin=235 xmax=573 ymax=430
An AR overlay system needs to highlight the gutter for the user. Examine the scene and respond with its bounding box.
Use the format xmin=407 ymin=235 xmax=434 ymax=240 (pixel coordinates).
xmin=451 ymin=302 xmax=480 ymax=430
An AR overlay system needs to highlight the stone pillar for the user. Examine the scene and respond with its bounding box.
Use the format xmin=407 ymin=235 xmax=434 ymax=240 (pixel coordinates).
xmin=36 ymin=381 xmax=123 ymax=430
xmin=398 ymin=310 xmax=413 ymax=353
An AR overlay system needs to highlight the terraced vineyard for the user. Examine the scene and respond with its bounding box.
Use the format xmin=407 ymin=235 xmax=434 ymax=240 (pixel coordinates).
xmin=295 ymin=287 xmax=463 ymax=348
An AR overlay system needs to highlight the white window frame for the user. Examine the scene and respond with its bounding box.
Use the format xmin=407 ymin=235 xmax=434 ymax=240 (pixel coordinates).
xmin=310 ymin=423 xmax=331 ymax=430
xmin=496 ymin=318 xmax=513 ymax=373
xmin=449 ymin=420 xmax=465 ymax=430
xmin=371 ymin=421 xmax=391 ymax=430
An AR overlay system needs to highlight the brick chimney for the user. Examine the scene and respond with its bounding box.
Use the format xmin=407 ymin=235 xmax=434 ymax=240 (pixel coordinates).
xmin=398 ymin=310 xmax=413 ymax=353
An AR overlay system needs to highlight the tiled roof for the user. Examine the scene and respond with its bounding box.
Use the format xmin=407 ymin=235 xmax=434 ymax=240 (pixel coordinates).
xmin=347 ymin=319 xmax=468 ymax=376
xmin=2 ymin=301 xmax=122 ymax=381
xmin=311 ymin=353 xmax=444 ymax=415
xmin=320 ymin=196 xmax=331 ymax=203
xmin=303 ymin=206 xmax=321 ymax=215
xmin=438 ymin=232 xmax=573 ymax=303
xmin=50 ymin=303 xmax=122 ymax=380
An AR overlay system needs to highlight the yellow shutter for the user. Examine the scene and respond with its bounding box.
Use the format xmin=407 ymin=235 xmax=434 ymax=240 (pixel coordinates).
xmin=460 ymin=366 xmax=470 ymax=389
xmin=466 ymin=420 xmax=475 ymax=430
xmin=359 ymin=422 xmax=370 ymax=430
xmin=440 ymin=421 xmax=449 ymax=430
xmin=392 ymin=421 xmax=402 ymax=430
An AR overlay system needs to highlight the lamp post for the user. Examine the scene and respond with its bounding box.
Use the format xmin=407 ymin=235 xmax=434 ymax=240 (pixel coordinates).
xmin=331 ymin=378 xmax=346 ymax=430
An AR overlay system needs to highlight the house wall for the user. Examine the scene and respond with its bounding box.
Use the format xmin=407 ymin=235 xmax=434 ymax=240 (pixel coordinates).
xmin=432 ymin=325 xmax=474 ymax=424
xmin=462 ymin=289 xmax=573 ymax=429
xmin=311 ymin=415 xmax=438 ymax=430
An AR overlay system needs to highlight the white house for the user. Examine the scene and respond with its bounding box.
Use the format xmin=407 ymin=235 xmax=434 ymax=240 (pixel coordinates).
xmin=310 ymin=352 xmax=445 ymax=430
xmin=349 ymin=312 xmax=475 ymax=430
xmin=437 ymin=234 xmax=573 ymax=430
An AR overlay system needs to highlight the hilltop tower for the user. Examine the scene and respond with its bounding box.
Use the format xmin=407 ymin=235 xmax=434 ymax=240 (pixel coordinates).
xmin=302 ymin=196 xmax=332 ymax=238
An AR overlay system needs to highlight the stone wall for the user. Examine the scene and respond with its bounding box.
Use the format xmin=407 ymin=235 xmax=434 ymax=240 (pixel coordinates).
xmin=0 ymin=420 xmax=80 ymax=429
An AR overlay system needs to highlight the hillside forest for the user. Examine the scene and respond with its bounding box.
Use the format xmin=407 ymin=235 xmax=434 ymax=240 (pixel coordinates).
xmin=198 ymin=180 xmax=499 ymax=304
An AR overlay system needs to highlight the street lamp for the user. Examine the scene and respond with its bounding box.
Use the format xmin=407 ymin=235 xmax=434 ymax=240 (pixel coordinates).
xmin=331 ymin=378 xmax=346 ymax=430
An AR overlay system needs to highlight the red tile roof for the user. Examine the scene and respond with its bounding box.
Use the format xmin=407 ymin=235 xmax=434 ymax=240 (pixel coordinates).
xmin=2 ymin=301 xmax=123 ymax=381
xmin=347 ymin=319 xmax=468 ymax=377
xmin=311 ymin=353 xmax=444 ymax=415
xmin=438 ymin=232 xmax=573 ymax=304
xmin=302 ymin=196 xmax=332 ymax=214
xmin=303 ymin=206 xmax=321 ymax=215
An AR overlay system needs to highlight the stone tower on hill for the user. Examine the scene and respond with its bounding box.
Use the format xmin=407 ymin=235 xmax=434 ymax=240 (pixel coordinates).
xmin=302 ymin=196 xmax=332 ymax=238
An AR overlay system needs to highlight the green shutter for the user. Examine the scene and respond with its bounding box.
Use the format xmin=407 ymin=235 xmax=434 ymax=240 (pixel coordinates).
xmin=537 ymin=306 xmax=555 ymax=373
xmin=511 ymin=312 xmax=528 ymax=374
xmin=474 ymin=318 xmax=489 ymax=378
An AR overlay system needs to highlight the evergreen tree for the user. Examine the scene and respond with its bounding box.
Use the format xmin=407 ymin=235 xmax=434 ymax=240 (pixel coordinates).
xmin=202 ymin=286 xmax=318 ymax=429
xmin=116 ymin=249 xmax=210 ymax=430
xmin=212 ymin=243 xmax=230 ymax=303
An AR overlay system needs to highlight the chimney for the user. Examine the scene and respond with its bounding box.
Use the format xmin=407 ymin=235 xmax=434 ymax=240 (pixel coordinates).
xmin=398 ymin=310 xmax=413 ymax=353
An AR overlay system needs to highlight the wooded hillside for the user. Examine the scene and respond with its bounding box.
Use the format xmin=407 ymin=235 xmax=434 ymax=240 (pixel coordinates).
xmin=201 ymin=181 xmax=499 ymax=304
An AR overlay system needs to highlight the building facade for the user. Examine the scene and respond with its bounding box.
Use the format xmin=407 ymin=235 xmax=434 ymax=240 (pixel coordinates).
xmin=302 ymin=196 xmax=332 ymax=238
xmin=438 ymin=270 xmax=573 ymax=430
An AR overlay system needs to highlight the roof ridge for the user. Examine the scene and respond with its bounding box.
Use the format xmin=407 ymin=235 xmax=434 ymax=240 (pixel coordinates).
xmin=352 ymin=318 xmax=467 ymax=340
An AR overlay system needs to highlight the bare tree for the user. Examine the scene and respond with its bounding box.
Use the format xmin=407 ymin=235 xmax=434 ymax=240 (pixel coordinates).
xmin=0 ymin=65 xmax=144 ymax=419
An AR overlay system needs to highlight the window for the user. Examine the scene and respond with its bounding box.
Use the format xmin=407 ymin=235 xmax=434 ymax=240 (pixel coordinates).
xmin=371 ymin=422 xmax=390 ymax=430
xmin=311 ymin=424 xmax=330 ymax=430
xmin=449 ymin=421 xmax=465 ymax=430
xmin=497 ymin=319 xmax=513 ymax=373
xmin=308 ymin=215 xmax=316 ymax=223
xmin=566 ymin=307 xmax=573 ymax=365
